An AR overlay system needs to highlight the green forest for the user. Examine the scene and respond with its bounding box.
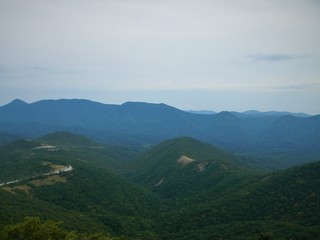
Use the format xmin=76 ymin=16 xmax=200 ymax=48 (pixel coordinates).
xmin=0 ymin=132 xmax=319 ymax=239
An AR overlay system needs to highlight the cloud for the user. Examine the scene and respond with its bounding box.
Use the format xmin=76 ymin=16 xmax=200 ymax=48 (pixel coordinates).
xmin=246 ymin=54 xmax=307 ymax=62
xmin=0 ymin=0 xmax=319 ymax=114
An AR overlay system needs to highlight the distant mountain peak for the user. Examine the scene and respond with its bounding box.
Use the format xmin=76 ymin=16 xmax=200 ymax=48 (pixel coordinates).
xmin=121 ymin=101 xmax=171 ymax=108
xmin=11 ymin=99 xmax=27 ymax=103
xmin=122 ymin=101 xmax=158 ymax=106
xmin=217 ymin=111 xmax=235 ymax=115
xmin=6 ymin=99 xmax=28 ymax=106
xmin=215 ymin=111 xmax=238 ymax=120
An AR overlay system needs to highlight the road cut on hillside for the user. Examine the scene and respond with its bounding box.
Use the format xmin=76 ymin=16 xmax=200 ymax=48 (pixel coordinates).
xmin=0 ymin=164 xmax=73 ymax=187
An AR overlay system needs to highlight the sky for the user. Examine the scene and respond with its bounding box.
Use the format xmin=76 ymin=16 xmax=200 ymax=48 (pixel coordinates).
xmin=0 ymin=0 xmax=319 ymax=114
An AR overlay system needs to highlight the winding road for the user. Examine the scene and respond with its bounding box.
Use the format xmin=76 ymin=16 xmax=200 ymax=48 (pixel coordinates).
xmin=0 ymin=164 xmax=73 ymax=187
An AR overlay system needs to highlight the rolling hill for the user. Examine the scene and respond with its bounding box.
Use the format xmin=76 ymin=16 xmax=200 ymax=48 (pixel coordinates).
xmin=126 ymin=137 xmax=255 ymax=200
xmin=125 ymin=137 xmax=320 ymax=239
xmin=0 ymin=99 xmax=319 ymax=170
xmin=161 ymin=160 xmax=320 ymax=240
xmin=0 ymin=133 xmax=320 ymax=239
xmin=0 ymin=132 xmax=162 ymax=239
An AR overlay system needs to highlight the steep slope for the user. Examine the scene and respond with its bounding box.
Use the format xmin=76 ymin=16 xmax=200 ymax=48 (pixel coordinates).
xmin=0 ymin=133 xmax=162 ymax=238
xmin=0 ymin=188 xmax=108 ymax=233
xmin=127 ymin=137 xmax=254 ymax=201
xmin=126 ymin=137 xmax=320 ymax=239
xmin=162 ymin=161 xmax=320 ymax=240
xmin=239 ymin=161 xmax=320 ymax=225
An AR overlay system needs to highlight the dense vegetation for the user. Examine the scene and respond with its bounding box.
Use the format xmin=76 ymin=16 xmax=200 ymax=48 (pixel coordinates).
xmin=0 ymin=217 xmax=127 ymax=240
xmin=0 ymin=134 xmax=161 ymax=239
xmin=0 ymin=132 xmax=319 ymax=239
xmin=126 ymin=137 xmax=256 ymax=200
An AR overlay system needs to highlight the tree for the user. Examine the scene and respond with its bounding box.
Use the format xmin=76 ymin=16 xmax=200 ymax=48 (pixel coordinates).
xmin=0 ymin=217 xmax=127 ymax=240
xmin=0 ymin=217 xmax=65 ymax=240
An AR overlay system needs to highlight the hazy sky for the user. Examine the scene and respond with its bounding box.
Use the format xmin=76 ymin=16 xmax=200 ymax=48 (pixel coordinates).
xmin=0 ymin=0 xmax=319 ymax=114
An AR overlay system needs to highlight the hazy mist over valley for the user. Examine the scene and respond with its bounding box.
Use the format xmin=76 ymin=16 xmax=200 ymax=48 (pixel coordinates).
xmin=1 ymin=0 xmax=320 ymax=239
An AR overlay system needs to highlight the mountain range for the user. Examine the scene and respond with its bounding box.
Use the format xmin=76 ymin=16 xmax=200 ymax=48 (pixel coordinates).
xmin=0 ymin=99 xmax=319 ymax=170
xmin=0 ymin=132 xmax=319 ymax=239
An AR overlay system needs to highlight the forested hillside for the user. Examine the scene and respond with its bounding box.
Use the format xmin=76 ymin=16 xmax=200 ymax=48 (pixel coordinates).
xmin=0 ymin=132 xmax=319 ymax=239
xmin=0 ymin=133 xmax=162 ymax=239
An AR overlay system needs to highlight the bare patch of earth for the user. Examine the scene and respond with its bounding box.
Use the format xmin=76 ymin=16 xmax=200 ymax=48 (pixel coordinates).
xmin=3 ymin=185 xmax=32 ymax=194
xmin=31 ymin=175 xmax=67 ymax=186
xmin=177 ymin=155 xmax=195 ymax=166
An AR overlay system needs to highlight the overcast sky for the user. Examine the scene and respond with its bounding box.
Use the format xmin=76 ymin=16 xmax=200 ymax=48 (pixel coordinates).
xmin=0 ymin=0 xmax=319 ymax=114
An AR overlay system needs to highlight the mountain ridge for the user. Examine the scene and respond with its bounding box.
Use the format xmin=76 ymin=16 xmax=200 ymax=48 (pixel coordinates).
xmin=125 ymin=136 xmax=320 ymax=239
xmin=0 ymin=98 xmax=319 ymax=170
xmin=126 ymin=137 xmax=256 ymax=201
xmin=1 ymin=99 xmax=314 ymax=117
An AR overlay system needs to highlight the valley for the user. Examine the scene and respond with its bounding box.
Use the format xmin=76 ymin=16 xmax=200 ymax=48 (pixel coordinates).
xmin=0 ymin=99 xmax=319 ymax=239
